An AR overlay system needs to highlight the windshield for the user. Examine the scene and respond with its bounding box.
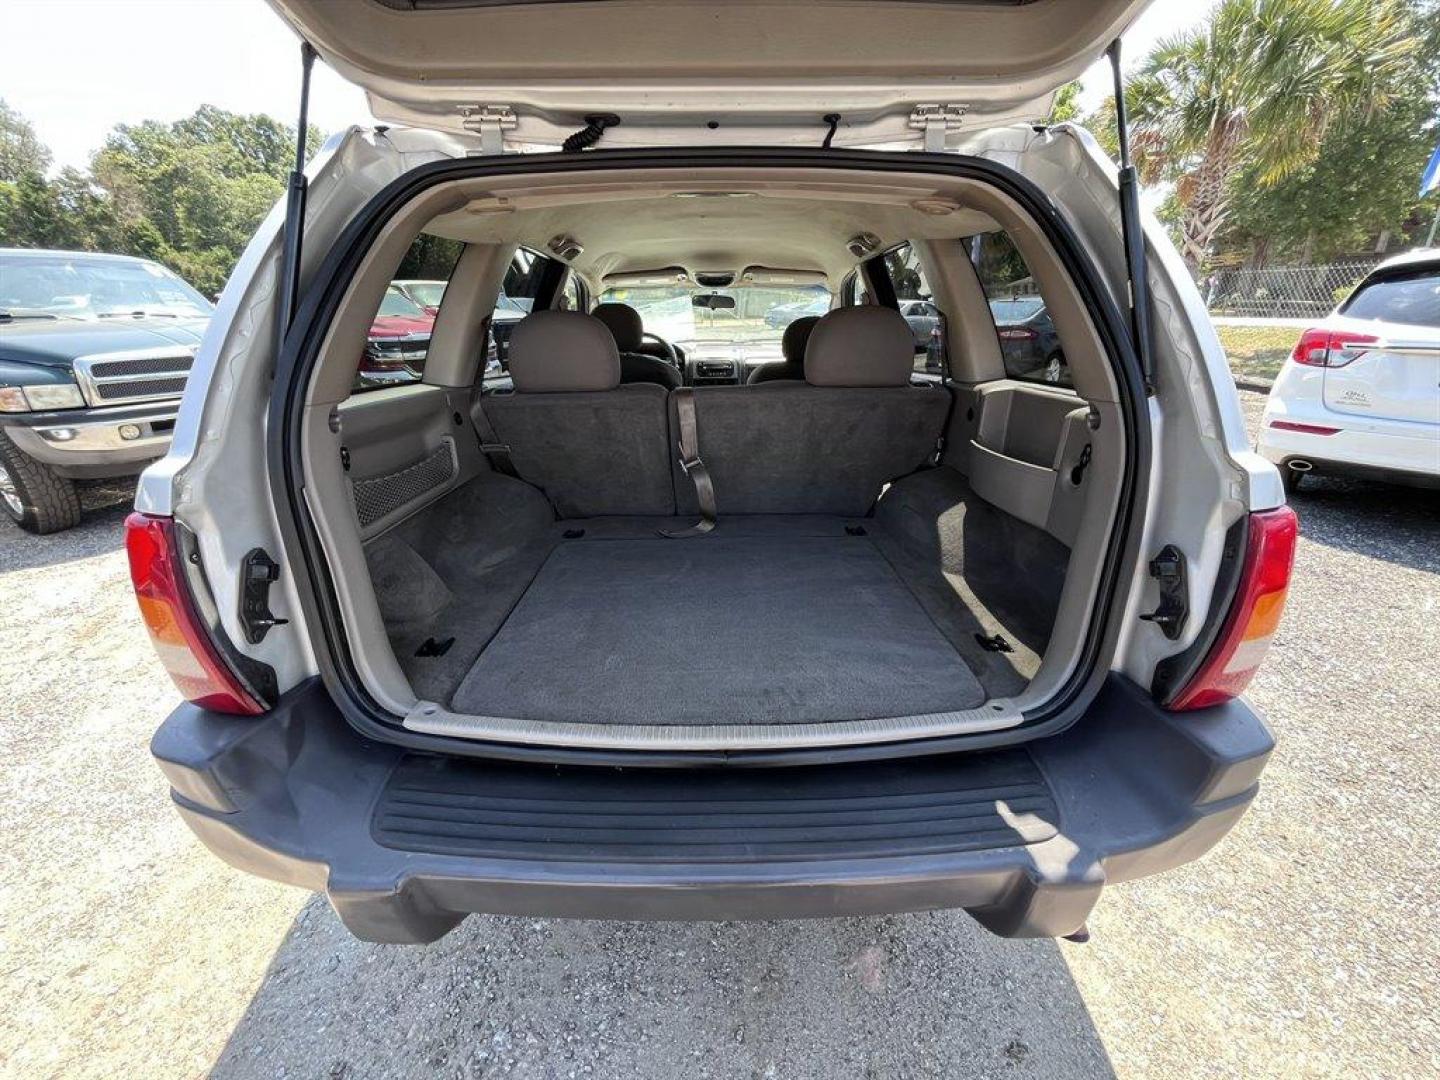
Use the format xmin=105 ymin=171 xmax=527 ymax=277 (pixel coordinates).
xmin=989 ymin=297 xmax=1045 ymax=323
xmin=599 ymin=285 xmax=831 ymax=362
xmin=401 ymin=281 xmax=447 ymax=308
xmin=378 ymin=285 xmax=429 ymax=319
xmin=0 ymin=254 xmax=212 ymax=319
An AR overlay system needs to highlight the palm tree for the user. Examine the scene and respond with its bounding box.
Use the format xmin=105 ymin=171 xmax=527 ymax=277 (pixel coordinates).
xmin=1123 ymin=0 xmax=1420 ymax=272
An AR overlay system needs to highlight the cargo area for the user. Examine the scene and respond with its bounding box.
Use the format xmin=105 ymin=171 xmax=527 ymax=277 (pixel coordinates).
xmin=365 ymin=462 xmax=1070 ymax=731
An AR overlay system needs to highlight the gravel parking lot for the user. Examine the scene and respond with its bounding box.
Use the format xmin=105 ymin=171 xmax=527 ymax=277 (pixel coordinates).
xmin=1 ymin=390 xmax=1436 ymax=1080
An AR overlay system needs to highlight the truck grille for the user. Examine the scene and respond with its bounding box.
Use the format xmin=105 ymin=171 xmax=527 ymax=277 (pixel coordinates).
xmin=73 ymin=349 xmax=195 ymax=407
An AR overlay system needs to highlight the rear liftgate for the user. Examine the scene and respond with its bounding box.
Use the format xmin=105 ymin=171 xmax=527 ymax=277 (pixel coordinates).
xmin=265 ymin=46 xmax=1153 ymax=768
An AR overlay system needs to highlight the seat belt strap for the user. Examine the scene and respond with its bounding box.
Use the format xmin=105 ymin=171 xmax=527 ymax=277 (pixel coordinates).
xmin=661 ymin=388 xmax=717 ymax=538
xmin=471 ymin=396 xmax=518 ymax=478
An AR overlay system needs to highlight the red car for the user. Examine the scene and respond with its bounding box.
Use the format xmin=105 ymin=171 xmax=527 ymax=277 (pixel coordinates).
xmin=359 ymin=285 xmax=435 ymax=386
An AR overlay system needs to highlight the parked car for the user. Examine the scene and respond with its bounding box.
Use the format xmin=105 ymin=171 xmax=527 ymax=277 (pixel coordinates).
xmin=357 ymin=284 xmax=436 ymax=387
xmin=989 ymin=296 xmax=1067 ymax=383
xmin=390 ymin=279 xmax=447 ymax=312
xmin=134 ymin=0 xmax=1293 ymax=945
xmin=1258 ymin=249 xmax=1440 ymax=493
xmin=763 ymin=294 xmax=829 ymax=328
xmin=0 ymin=248 xmax=211 ymax=533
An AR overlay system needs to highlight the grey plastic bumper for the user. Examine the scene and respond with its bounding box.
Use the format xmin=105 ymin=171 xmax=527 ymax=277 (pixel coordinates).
xmin=3 ymin=401 xmax=176 ymax=477
xmin=152 ymin=676 xmax=1273 ymax=943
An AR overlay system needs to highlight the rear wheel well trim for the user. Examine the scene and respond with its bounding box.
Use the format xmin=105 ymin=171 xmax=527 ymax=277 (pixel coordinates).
xmin=266 ymin=146 xmax=1152 ymax=768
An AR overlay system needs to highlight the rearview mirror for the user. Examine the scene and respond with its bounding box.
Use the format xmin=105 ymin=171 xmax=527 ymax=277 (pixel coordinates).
xmin=692 ymin=293 xmax=737 ymax=311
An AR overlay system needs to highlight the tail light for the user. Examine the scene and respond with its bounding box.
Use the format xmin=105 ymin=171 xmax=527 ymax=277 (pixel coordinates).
xmin=125 ymin=512 xmax=265 ymax=715
xmin=997 ymin=327 xmax=1038 ymax=341
xmin=1268 ymin=419 xmax=1340 ymax=436
xmin=1169 ymin=507 xmax=1298 ymax=711
xmin=1290 ymin=328 xmax=1377 ymax=368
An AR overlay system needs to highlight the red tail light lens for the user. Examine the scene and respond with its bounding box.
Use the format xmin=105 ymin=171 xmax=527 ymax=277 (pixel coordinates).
xmin=1169 ymin=507 xmax=1299 ymax=711
xmin=1290 ymin=328 xmax=1377 ymax=368
xmin=125 ymin=512 xmax=264 ymax=715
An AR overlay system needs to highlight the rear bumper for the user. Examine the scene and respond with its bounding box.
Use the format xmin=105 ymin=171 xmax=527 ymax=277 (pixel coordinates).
xmin=152 ymin=676 xmax=1273 ymax=943
xmin=1258 ymin=408 xmax=1440 ymax=487
xmin=2 ymin=401 xmax=177 ymax=477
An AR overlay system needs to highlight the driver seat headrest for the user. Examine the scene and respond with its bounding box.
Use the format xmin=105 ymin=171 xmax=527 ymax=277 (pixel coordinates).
xmin=590 ymin=302 xmax=645 ymax=353
xmin=506 ymin=310 xmax=621 ymax=393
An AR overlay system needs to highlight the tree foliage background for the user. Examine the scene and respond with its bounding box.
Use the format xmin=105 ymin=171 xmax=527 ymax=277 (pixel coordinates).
xmin=0 ymin=102 xmax=318 ymax=296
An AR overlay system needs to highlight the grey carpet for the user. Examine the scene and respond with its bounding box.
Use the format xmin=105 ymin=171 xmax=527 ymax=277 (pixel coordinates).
xmin=450 ymin=535 xmax=987 ymax=726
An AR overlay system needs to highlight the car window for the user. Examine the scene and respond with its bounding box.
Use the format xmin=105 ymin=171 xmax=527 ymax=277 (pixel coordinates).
xmin=350 ymin=233 xmax=462 ymax=394
xmin=482 ymin=248 xmax=553 ymax=381
xmin=0 ymin=253 xmax=212 ymax=320
xmin=1339 ymin=268 xmax=1440 ymax=329
xmin=965 ymin=231 xmax=1071 ymax=388
xmin=882 ymin=244 xmax=946 ymax=375
xmin=596 ymin=283 xmax=832 ymax=367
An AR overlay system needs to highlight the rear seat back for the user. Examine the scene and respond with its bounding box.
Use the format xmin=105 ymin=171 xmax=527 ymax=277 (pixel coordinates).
xmin=480 ymin=310 xmax=675 ymax=517
xmin=674 ymin=307 xmax=950 ymax=516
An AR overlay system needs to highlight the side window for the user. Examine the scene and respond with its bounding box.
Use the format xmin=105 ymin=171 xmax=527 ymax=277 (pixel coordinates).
xmin=484 ymin=248 xmax=546 ymax=379
xmin=558 ymin=271 xmax=585 ymax=312
xmin=353 ymin=233 xmax=463 ymax=394
xmin=881 ymin=243 xmax=946 ymax=375
xmin=965 ymin=231 xmax=1071 ymax=388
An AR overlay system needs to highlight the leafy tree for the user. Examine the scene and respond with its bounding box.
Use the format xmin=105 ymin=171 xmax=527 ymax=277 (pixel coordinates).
xmin=1218 ymin=6 xmax=1440 ymax=262
xmin=1047 ymin=81 xmax=1084 ymax=125
xmin=1124 ymin=0 xmax=1421 ymax=272
xmin=0 ymin=99 xmax=50 ymax=183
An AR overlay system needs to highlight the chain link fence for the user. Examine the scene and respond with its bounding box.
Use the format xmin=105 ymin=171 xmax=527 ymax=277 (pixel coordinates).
xmin=1201 ymin=259 xmax=1380 ymax=385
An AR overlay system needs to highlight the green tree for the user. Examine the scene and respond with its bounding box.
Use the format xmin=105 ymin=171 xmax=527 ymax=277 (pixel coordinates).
xmin=0 ymin=99 xmax=51 ymax=183
xmin=1219 ymin=6 xmax=1440 ymax=262
xmin=1047 ymin=81 xmax=1084 ymax=126
xmin=1123 ymin=0 xmax=1421 ymax=272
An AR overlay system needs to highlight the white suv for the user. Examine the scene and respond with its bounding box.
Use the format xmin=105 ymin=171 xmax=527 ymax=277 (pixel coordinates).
xmin=1259 ymin=249 xmax=1440 ymax=492
xmin=131 ymin=0 xmax=1294 ymax=944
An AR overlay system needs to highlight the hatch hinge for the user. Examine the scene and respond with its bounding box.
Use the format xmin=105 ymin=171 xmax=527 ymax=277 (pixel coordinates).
xmin=1139 ymin=544 xmax=1189 ymax=640
xmin=459 ymin=105 xmax=518 ymax=155
xmin=908 ymin=104 xmax=970 ymax=153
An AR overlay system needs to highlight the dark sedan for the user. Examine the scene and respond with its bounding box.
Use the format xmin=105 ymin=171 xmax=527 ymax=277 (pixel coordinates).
xmin=989 ymin=296 xmax=1067 ymax=384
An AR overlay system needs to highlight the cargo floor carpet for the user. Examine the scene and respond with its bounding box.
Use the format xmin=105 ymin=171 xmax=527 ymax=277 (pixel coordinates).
xmin=449 ymin=534 xmax=987 ymax=726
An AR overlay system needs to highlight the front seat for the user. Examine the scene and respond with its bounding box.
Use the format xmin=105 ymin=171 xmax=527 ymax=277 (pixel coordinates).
xmin=747 ymin=315 xmax=819 ymax=384
xmin=591 ymin=302 xmax=683 ymax=390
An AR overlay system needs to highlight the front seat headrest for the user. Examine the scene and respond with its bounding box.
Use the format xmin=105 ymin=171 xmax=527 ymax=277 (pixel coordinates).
xmin=804 ymin=306 xmax=914 ymax=387
xmin=506 ymin=310 xmax=621 ymax=393
xmin=781 ymin=315 xmax=820 ymax=366
xmin=590 ymin=302 xmax=645 ymax=353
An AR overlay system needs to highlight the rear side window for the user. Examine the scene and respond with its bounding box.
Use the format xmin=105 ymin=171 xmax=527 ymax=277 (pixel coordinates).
xmin=1339 ymin=269 xmax=1440 ymax=329
xmin=966 ymin=231 xmax=1071 ymax=389
xmin=881 ymin=243 xmax=946 ymax=375
xmin=352 ymin=233 xmax=463 ymax=394
xmin=483 ymin=248 xmax=552 ymax=380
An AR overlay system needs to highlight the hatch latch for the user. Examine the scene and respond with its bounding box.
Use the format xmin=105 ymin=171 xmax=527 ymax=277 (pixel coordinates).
xmin=1140 ymin=545 xmax=1189 ymax=640
xmin=239 ymin=548 xmax=289 ymax=645
xmin=908 ymin=104 xmax=970 ymax=153
xmin=459 ymin=105 xmax=518 ymax=155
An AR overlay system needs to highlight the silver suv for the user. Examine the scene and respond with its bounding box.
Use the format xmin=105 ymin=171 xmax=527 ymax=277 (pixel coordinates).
xmin=132 ymin=0 xmax=1292 ymax=943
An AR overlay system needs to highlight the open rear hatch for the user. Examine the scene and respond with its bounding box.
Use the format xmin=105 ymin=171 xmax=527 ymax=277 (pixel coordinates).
xmin=265 ymin=0 xmax=1148 ymax=148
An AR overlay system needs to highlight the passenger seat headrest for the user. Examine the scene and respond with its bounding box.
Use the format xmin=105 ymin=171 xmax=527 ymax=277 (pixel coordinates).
xmin=506 ymin=310 xmax=621 ymax=393
xmin=804 ymin=306 xmax=915 ymax=387
xmin=781 ymin=315 xmax=820 ymax=366
xmin=590 ymin=302 xmax=644 ymax=353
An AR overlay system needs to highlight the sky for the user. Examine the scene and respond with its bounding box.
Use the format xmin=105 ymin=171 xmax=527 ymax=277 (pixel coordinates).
xmin=3 ymin=0 xmax=1220 ymax=172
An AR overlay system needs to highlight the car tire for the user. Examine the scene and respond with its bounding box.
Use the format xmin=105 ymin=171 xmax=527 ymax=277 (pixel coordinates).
xmin=1043 ymin=352 xmax=1067 ymax=383
xmin=0 ymin=430 xmax=83 ymax=534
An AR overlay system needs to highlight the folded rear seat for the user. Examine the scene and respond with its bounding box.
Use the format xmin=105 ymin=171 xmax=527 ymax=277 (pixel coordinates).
xmin=478 ymin=310 xmax=675 ymax=517
xmin=672 ymin=306 xmax=950 ymax=516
